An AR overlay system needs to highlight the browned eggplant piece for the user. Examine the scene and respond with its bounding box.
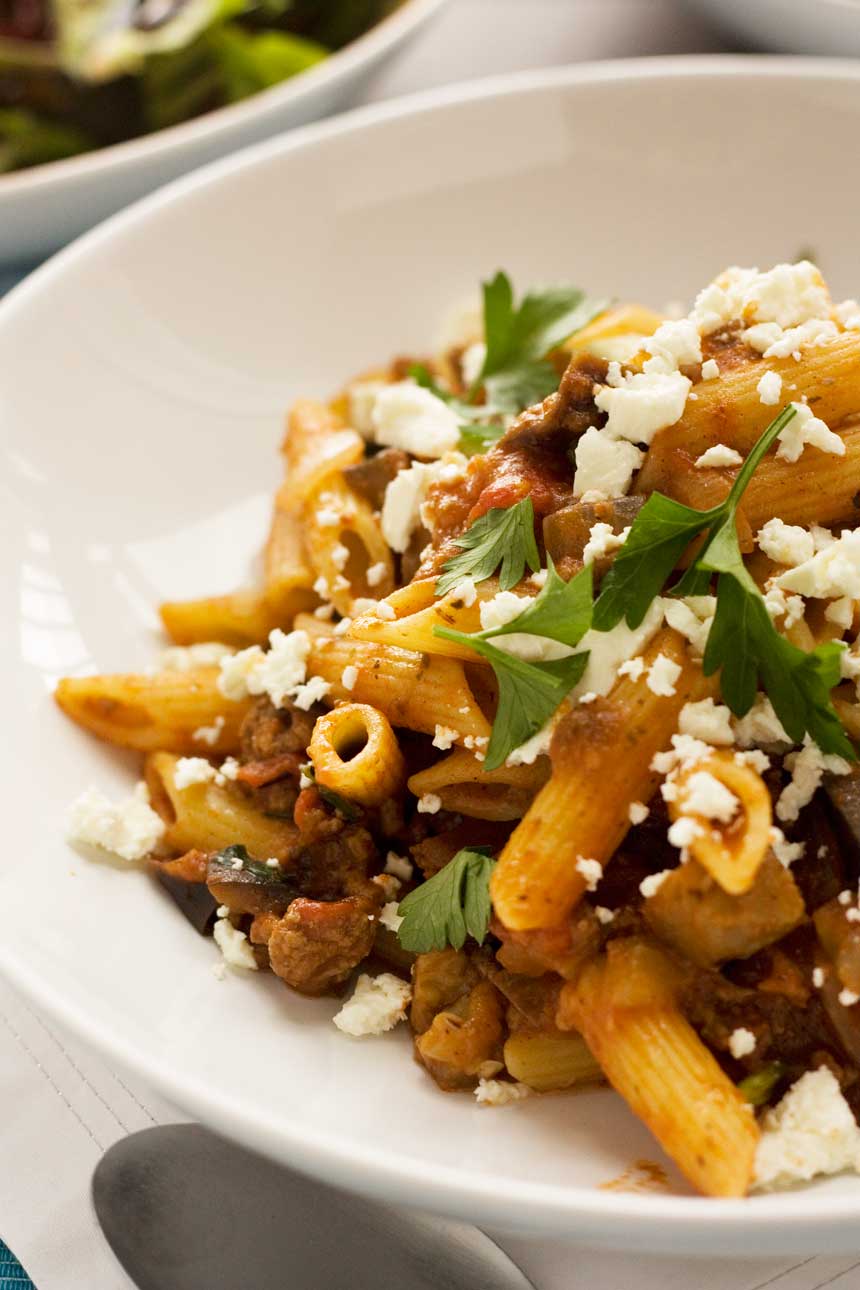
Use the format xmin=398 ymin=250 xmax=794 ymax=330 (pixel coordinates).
xmin=824 ymin=767 xmax=860 ymax=877
xmin=644 ymin=854 xmax=805 ymax=966
xmin=814 ymin=898 xmax=860 ymax=994
xmin=818 ymin=968 xmax=860 ymax=1066
xmin=543 ymin=495 xmax=646 ymax=581
xmin=789 ymin=794 xmax=846 ymax=912
xmin=156 ymin=872 xmax=220 ymax=936
xmin=343 ymin=448 xmax=409 ymax=511
xmin=206 ymin=845 xmax=299 ymax=916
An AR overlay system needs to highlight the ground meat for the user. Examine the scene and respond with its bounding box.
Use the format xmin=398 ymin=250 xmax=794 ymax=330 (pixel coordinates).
xmin=409 ymin=820 xmax=514 ymax=878
xmin=267 ymin=890 xmax=382 ymax=995
xmin=343 ymin=448 xmax=410 ymax=511
xmin=283 ymin=822 xmax=379 ymax=900
xmin=240 ymin=697 xmax=316 ymax=763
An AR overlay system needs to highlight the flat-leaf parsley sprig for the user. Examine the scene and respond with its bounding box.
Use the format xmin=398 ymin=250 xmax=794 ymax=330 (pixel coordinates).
xmin=594 ymin=405 xmax=854 ymax=759
xmin=435 ymin=496 xmax=540 ymax=596
xmin=396 ymin=847 xmax=496 ymax=953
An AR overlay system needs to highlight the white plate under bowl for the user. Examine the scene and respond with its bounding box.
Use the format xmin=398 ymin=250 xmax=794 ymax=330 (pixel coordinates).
xmin=687 ymin=0 xmax=860 ymax=56
xmin=3 ymin=57 xmax=860 ymax=1257
xmin=0 ymin=0 xmax=445 ymax=267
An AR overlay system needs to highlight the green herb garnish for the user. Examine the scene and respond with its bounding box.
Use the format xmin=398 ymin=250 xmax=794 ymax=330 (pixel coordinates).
xmin=211 ymin=844 xmax=285 ymax=883
xmin=738 ymin=1062 xmax=787 ymax=1107
xmin=397 ymin=847 xmax=496 ymax=953
xmin=594 ymin=405 xmax=855 ymax=760
xmin=298 ymin=763 xmax=361 ymax=820
xmin=435 ymin=497 xmax=540 ymax=597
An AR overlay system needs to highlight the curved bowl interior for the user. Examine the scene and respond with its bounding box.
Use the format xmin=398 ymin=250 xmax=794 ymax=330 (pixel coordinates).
xmin=687 ymin=0 xmax=860 ymax=56
xmin=0 ymin=0 xmax=446 ymax=265
xmin=4 ymin=58 xmax=860 ymax=1255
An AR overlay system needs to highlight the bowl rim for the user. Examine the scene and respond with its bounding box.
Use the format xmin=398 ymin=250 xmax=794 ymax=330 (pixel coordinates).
xmin=6 ymin=54 xmax=860 ymax=1241
xmin=0 ymin=0 xmax=447 ymax=199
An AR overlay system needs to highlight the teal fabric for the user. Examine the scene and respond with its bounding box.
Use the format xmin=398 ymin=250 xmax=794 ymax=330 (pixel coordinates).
xmin=0 ymin=1240 xmax=34 ymax=1288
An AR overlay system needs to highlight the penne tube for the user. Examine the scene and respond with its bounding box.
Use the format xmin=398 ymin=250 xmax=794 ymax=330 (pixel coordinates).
xmin=304 ymin=475 xmax=394 ymax=614
xmin=491 ymin=629 xmax=714 ymax=932
xmin=160 ymin=589 xmax=280 ymax=648
xmin=408 ymin=748 xmax=549 ymax=821
xmin=278 ymin=400 xmax=364 ymax=512
xmin=309 ymin=704 xmax=406 ymax=807
xmin=308 ymin=637 xmax=492 ymax=743
xmin=348 ymin=579 xmax=493 ymax=660
xmin=145 ymin=752 xmax=296 ymax=861
xmin=560 ymin=938 xmax=759 ymax=1198
xmin=263 ymin=501 xmax=318 ymax=620
xmin=55 ymin=668 xmax=250 ymax=754
xmin=561 ymin=303 xmax=663 ymax=362
xmin=503 ymin=1031 xmax=603 ymax=1092
xmin=669 ymin=751 xmax=772 ymax=895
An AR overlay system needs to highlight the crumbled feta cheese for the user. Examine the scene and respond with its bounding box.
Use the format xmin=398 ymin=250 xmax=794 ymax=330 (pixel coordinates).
xmin=682 ymin=771 xmax=739 ymax=823
xmin=678 ymin=698 xmax=734 ymax=747
xmin=594 ymin=905 xmax=617 ymax=925
xmin=341 ymin=665 xmax=358 ymax=692
xmin=333 ymin=973 xmax=411 ymax=1037
xmin=640 ymin=869 xmax=672 ymax=898
xmin=750 ymin=318 xmax=840 ymax=361
xmin=218 ymin=757 xmax=240 ymax=782
xmin=652 ymin=733 xmax=712 ymax=778
xmin=754 ymin=1067 xmax=860 ymax=1191
xmin=575 ymin=856 xmax=603 ymax=892
xmin=460 ymin=341 xmax=487 ymax=388
xmin=777 ymin=739 xmax=851 ymax=823
xmin=757 ymin=370 xmax=783 ymax=406
xmin=479 ymin=590 xmax=571 ymax=663
xmin=174 ymin=757 xmax=217 ymax=789
xmin=770 ymin=827 xmax=805 ymax=868
xmin=505 ymin=724 xmax=553 ymax=768
xmin=582 ymin=521 xmax=629 ymax=565
xmin=417 ymin=793 xmax=442 ymax=814
xmin=475 ymin=1078 xmax=531 ymax=1107
xmin=292 ymin=675 xmax=331 ymax=711
xmin=372 ymin=381 xmax=460 ymax=458
xmin=694 ymin=443 xmax=744 ymax=469
xmin=192 ymin=715 xmax=225 ymax=747
xmin=763 ymin=584 xmax=806 ymax=630
xmin=213 ymin=917 xmax=258 ymax=971
xmin=366 ymin=561 xmax=387 ymax=588
xmin=574 ymin=598 xmax=665 ymax=699
xmin=776 ymin=403 xmax=844 ymax=464
xmin=757 ymin=518 xmax=815 ymax=567
xmin=700 ymin=358 xmax=720 ymax=381
xmin=66 ymin=782 xmax=164 ymax=862
xmin=313 ymin=575 xmax=331 ymax=599
xmin=348 ymin=379 xmax=387 ymax=438
xmin=449 ymin=576 xmax=477 ymax=607
xmin=572 ymin=426 xmax=644 ymax=498
xmin=380 ymin=453 xmax=466 ymax=553
xmin=316 ymin=507 xmax=341 ymax=528
xmin=642 ymin=318 xmax=702 ymax=373
xmin=158 ymin=641 xmax=235 ymax=671
xmin=594 ymin=369 xmax=691 ymax=446
xmin=374 ymin=601 xmax=396 ymax=621
xmin=667 ymin=816 xmax=704 ymax=849
xmin=733 ymin=694 xmax=791 ymax=749
xmin=813 ymin=967 xmax=825 ymax=989
xmin=628 ymin=800 xmax=649 ymax=825
xmin=646 ymin=653 xmax=681 ymax=697
xmin=217 ymin=629 xmax=311 ymax=708
xmin=735 ymin=749 xmax=771 ymax=774
xmin=618 ymin=656 xmax=646 ymax=682
xmin=729 ymin=1027 xmax=757 ymax=1059
xmin=663 ymin=595 xmax=716 ymax=658
xmin=265 ymin=857 xmax=281 ymax=870
xmin=776 ymin=528 xmax=860 ymax=600
xmin=432 ymin=724 xmax=458 ymax=750
xmin=578 ymin=691 xmax=597 ymax=705
xmin=840 ymin=989 xmax=860 ymax=1008
xmin=692 ymin=262 xmax=831 ymax=336
xmin=333 ymin=616 xmax=354 ymax=636
xmin=384 ymin=851 xmax=413 ymax=882
xmin=379 ymin=902 xmax=403 ymax=933
xmin=330 ymin=542 xmax=349 ymax=572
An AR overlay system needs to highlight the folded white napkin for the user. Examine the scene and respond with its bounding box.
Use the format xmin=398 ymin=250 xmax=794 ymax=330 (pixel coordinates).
xmin=3 ymin=975 xmax=860 ymax=1290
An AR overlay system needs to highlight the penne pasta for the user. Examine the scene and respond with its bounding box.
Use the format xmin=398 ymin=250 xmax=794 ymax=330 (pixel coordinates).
xmin=309 ymin=704 xmax=406 ymax=806
xmin=668 ymin=751 xmax=772 ymax=895
xmin=408 ymin=749 xmax=549 ymax=821
xmin=160 ymin=589 xmax=280 ymax=648
xmin=503 ymin=1031 xmax=604 ymax=1092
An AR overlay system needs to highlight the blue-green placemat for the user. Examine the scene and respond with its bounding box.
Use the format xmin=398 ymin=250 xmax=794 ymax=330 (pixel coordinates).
xmin=0 ymin=1239 xmax=35 ymax=1288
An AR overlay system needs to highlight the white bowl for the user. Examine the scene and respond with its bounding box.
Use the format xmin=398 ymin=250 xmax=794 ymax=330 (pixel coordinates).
xmin=0 ymin=0 xmax=445 ymax=267
xmin=687 ymin=0 xmax=860 ymax=56
xmin=4 ymin=57 xmax=860 ymax=1256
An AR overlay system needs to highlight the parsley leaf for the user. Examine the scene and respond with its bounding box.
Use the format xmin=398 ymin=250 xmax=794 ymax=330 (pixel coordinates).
xmin=434 ymin=626 xmax=588 ymax=770
xmin=738 ymin=1062 xmax=787 ymax=1107
xmin=474 ymin=556 xmax=593 ymax=649
xmin=476 ymin=272 xmax=608 ymax=414
xmin=397 ymin=847 xmax=496 ymax=952
xmin=298 ymin=762 xmax=361 ymax=820
xmin=435 ymin=497 xmax=540 ymax=597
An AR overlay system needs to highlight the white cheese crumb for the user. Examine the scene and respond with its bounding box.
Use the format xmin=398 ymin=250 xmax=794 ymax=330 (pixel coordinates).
xmin=213 ymin=917 xmax=258 ymax=971
xmin=333 ymin=973 xmax=411 ymax=1037
xmin=662 ymin=595 xmax=716 ymax=658
xmin=594 ymin=369 xmax=691 ymax=446
xmin=217 ymin=629 xmax=311 ymax=708
xmin=578 ymin=691 xmax=598 ymax=706
xmin=770 ymin=827 xmax=805 ymax=868
xmin=840 ymin=989 xmax=860 ymax=1007
xmin=572 ymin=426 xmax=644 ymax=498
xmin=618 ymin=656 xmax=646 ymax=682
xmin=219 ymin=757 xmax=240 ymax=782
xmin=582 ymin=521 xmax=629 ymax=565
xmin=366 ymin=561 xmax=387 ymax=588
xmin=777 ymin=739 xmax=851 ymax=823
xmin=646 ymin=653 xmax=682 ymax=697
xmin=628 ymin=800 xmax=649 ymax=825
xmin=417 ymin=793 xmax=442 ymax=814
xmin=813 ymin=967 xmax=825 ymax=989
xmin=432 ymin=724 xmax=458 ymax=750
xmin=348 ymin=379 xmax=387 ymax=437
xmin=157 ymin=641 xmax=235 ymax=671
xmin=66 ymin=783 xmax=164 ymax=862
xmin=575 ymin=856 xmax=603 ymax=892
xmin=733 ymin=694 xmax=791 ymax=749
xmin=173 ymin=757 xmax=218 ymax=790
xmin=374 ymin=601 xmax=396 ymax=621
xmin=378 ymin=902 xmax=404 ymax=933
xmin=753 ymin=1067 xmax=860 ymax=1191
xmin=776 ymin=529 xmax=860 ymax=600
xmin=640 ymin=869 xmax=672 ymax=898
xmin=384 ymin=852 xmax=413 ymax=882
xmin=682 ymin=770 xmax=739 ymax=823
xmin=729 ymin=1027 xmax=757 ymax=1059
xmin=595 ymin=905 xmax=617 ymax=925
xmin=694 ymin=443 xmax=744 ymax=470
xmin=372 ymin=381 xmax=460 ymax=458
xmin=692 ymin=262 xmax=831 ymax=336
xmin=475 ymin=1079 xmax=531 ymax=1107
xmin=460 ymin=341 xmax=487 ymax=388
xmin=479 ymin=590 xmax=571 ymax=663
xmin=330 ymin=542 xmax=349 ymax=572
xmin=380 ymin=454 xmax=466 ymax=553
xmin=826 ymin=597 xmax=855 ymax=630
xmin=449 ymin=576 xmax=477 ymax=607
xmin=757 ymin=518 xmax=815 ymax=567
xmin=700 ymin=358 xmax=720 ymax=380
xmin=642 ymin=318 xmax=702 ymax=372
xmin=505 ymin=723 xmax=553 ymax=768
xmin=341 ymin=665 xmax=358 ymax=692
xmin=667 ymin=816 xmax=704 ymax=849
xmin=776 ymin=403 xmax=845 ymax=464
xmin=192 ymin=715 xmax=224 ymax=747
xmin=574 ymin=597 xmax=665 ymax=699
xmin=757 ymin=370 xmax=783 ymax=406
xmin=678 ymin=698 xmax=735 ymax=747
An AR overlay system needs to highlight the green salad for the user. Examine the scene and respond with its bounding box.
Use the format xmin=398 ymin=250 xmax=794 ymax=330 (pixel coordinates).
xmin=0 ymin=0 xmax=395 ymax=172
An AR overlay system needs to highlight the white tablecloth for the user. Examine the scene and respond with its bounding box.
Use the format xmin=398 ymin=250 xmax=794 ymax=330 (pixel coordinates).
xmin=6 ymin=3 xmax=857 ymax=1287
